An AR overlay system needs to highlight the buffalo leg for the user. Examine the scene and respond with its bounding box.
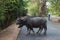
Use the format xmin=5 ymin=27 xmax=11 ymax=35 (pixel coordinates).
xmin=37 ymin=27 xmax=43 ymax=34
xmin=44 ymin=25 xmax=47 ymax=35
xmin=30 ymin=27 xmax=35 ymax=34
xmin=27 ymin=27 xmax=32 ymax=34
xmin=36 ymin=28 xmax=40 ymax=34
xmin=26 ymin=27 xmax=30 ymax=35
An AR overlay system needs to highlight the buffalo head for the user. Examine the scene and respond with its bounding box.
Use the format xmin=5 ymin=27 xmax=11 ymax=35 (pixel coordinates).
xmin=16 ymin=17 xmax=27 ymax=28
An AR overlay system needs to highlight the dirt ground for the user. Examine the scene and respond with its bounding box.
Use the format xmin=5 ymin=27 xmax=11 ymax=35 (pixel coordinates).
xmin=0 ymin=23 xmax=20 ymax=40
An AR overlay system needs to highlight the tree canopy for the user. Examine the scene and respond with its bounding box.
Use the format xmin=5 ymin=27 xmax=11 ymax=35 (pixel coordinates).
xmin=48 ymin=0 xmax=60 ymax=16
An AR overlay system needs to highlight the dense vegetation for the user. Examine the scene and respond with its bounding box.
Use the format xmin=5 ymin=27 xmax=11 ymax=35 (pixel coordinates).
xmin=0 ymin=0 xmax=28 ymax=30
xmin=48 ymin=0 xmax=60 ymax=16
xmin=26 ymin=0 xmax=46 ymax=16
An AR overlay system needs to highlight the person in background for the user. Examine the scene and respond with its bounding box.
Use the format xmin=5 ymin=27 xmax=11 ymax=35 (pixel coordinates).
xmin=33 ymin=13 xmax=37 ymax=17
xmin=48 ymin=13 xmax=51 ymax=20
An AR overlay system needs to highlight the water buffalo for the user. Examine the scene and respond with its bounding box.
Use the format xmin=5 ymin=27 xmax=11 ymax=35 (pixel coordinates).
xmin=16 ymin=16 xmax=47 ymax=35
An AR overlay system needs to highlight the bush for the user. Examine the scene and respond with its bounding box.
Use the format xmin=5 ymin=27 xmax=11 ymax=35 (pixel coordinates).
xmin=0 ymin=0 xmax=27 ymax=30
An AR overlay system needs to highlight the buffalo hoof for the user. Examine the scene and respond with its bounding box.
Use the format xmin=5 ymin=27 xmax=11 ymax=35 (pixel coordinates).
xmin=36 ymin=32 xmax=41 ymax=36
xmin=36 ymin=32 xmax=39 ymax=34
xmin=43 ymin=33 xmax=47 ymax=36
xmin=25 ymin=32 xmax=30 ymax=36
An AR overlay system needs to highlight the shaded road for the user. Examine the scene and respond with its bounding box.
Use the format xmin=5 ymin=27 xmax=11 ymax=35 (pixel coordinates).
xmin=17 ymin=20 xmax=60 ymax=40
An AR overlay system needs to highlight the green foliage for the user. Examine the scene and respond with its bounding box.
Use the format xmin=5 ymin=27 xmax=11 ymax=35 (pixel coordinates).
xmin=0 ymin=0 xmax=28 ymax=30
xmin=48 ymin=0 xmax=60 ymax=16
xmin=26 ymin=1 xmax=39 ymax=16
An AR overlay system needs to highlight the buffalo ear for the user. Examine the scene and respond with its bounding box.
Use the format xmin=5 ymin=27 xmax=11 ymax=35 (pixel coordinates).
xmin=20 ymin=16 xmax=27 ymax=22
xmin=19 ymin=18 xmax=23 ymax=21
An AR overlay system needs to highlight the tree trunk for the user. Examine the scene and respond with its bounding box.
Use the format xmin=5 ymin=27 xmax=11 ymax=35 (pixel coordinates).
xmin=39 ymin=0 xmax=46 ymax=16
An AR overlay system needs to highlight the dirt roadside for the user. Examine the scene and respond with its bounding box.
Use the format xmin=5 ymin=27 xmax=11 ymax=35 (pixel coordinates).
xmin=0 ymin=23 xmax=20 ymax=40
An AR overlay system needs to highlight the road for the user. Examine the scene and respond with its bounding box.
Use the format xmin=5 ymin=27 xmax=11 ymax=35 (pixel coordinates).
xmin=17 ymin=20 xmax=60 ymax=40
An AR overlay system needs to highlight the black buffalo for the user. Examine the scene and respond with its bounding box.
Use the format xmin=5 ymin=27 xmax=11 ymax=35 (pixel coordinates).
xmin=16 ymin=16 xmax=47 ymax=35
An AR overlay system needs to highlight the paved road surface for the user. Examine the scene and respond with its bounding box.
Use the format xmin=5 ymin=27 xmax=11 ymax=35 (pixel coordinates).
xmin=17 ymin=20 xmax=60 ymax=40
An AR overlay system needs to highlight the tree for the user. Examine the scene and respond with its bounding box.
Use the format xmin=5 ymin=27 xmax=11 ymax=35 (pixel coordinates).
xmin=39 ymin=0 xmax=46 ymax=16
xmin=0 ymin=0 xmax=28 ymax=30
xmin=48 ymin=0 xmax=60 ymax=16
xmin=34 ymin=0 xmax=47 ymax=16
